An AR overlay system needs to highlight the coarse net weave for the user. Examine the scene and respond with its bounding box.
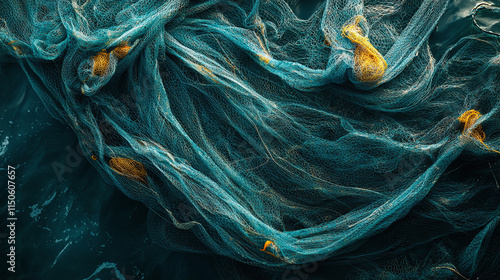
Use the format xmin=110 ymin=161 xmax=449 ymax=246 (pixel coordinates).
xmin=1 ymin=0 xmax=500 ymax=279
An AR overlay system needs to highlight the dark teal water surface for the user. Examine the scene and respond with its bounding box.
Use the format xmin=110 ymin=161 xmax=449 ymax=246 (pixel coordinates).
xmin=0 ymin=1 xmax=498 ymax=280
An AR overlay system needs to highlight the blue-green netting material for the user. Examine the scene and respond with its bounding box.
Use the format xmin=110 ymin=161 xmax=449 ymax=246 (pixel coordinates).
xmin=1 ymin=0 xmax=500 ymax=279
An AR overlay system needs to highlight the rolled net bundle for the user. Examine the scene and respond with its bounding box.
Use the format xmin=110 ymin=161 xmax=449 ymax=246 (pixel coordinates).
xmin=1 ymin=0 xmax=500 ymax=278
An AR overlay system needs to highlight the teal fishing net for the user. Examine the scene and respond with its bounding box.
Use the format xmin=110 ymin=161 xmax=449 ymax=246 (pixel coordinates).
xmin=1 ymin=0 xmax=500 ymax=279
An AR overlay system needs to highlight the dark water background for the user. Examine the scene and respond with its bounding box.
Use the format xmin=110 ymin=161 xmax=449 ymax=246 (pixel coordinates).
xmin=0 ymin=1 xmax=498 ymax=279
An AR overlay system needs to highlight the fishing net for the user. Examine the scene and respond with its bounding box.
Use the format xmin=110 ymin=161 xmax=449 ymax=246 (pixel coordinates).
xmin=1 ymin=0 xmax=500 ymax=279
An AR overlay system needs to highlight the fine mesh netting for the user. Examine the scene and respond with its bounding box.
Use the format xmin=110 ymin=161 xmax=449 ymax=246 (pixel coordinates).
xmin=1 ymin=0 xmax=500 ymax=279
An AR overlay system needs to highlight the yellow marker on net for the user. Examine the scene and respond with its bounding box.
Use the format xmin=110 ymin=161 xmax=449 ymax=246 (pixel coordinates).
xmin=458 ymin=110 xmax=500 ymax=154
xmin=92 ymin=49 xmax=110 ymax=76
xmin=112 ymin=42 xmax=131 ymax=59
xmin=8 ymin=40 xmax=22 ymax=55
xmin=260 ymin=240 xmax=279 ymax=258
xmin=109 ymin=157 xmax=148 ymax=184
xmin=257 ymin=54 xmax=270 ymax=64
xmin=341 ymin=15 xmax=387 ymax=83
xmin=89 ymin=42 xmax=129 ymax=78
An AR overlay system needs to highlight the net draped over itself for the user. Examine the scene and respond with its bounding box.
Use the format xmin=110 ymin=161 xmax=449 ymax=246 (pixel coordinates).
xmin=1 ymin=0 xmax=500 ymax=278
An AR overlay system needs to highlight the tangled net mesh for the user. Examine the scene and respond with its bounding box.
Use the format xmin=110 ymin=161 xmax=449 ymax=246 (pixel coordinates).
xmin=1 ymin=0 xmax=500 ymax=279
